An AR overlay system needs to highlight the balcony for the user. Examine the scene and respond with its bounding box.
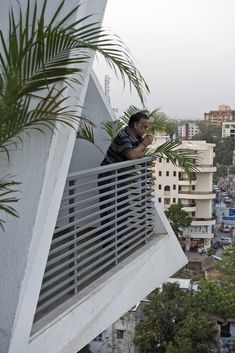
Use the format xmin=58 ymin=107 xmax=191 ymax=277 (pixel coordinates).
xmin=178 ymin=178 xmax=196 ymax=186
xmin=178 ymin=191 xmax=216 ymax=200
xmin=181 ymin=203 xmax=196 ymax=212
xmin=30 ymin=157 xmax=187 ymax=352
xmin=191 ymin=217 xmax=216 ymax=226
xmin=198 ymin=164 xmax=216 ymax=173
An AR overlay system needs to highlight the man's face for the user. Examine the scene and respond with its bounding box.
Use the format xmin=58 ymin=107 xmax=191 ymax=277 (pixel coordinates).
xmin=134 ymin=118 xmax=150 ymax=137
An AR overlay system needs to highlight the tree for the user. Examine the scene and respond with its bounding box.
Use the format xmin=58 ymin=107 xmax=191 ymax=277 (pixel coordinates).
xmin=134 ymin=283 xmax=218 ymax=353
xmin=193 ymin=279 xmax=235 ymax=320
xmin=164 ymin=203 xmax=192 ymax=237
xmin=192 ymin=122 xmax=234 ymax=167
xmin=215 ymin=244 xmax=235 ymax=282
xmin=0 ymin=0 xmax=149 ymax=229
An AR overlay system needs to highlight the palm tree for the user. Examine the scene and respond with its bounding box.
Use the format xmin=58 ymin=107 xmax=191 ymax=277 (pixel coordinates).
xmin=77 ymin=106 xmax=201 ymax=180
xmin=0 ymin=0 xmax=149 ymax=229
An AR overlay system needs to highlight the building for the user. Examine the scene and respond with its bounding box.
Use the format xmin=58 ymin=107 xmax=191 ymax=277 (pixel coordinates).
xmin=204 ymin=105 xmax=235 ymax=126
xmin=222 ymin=121 xmax=235 ymax=139
xmin=0 ymin=1 xmax=187 ymax=353
xmin=178 ymin=122 xmax=199 ymax=140
xmin=154 ymin=139 xmax=216 ymax=251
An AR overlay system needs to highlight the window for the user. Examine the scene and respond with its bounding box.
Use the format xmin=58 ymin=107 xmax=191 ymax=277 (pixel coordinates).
xmin=158 ymin=185 xmax=162 ymax=190
xmin=159 ymin=158 xmax=162 ymax=163
xmin=173 ymin=184 xmax=176 ymax=190
xmin=158 ymin=198 xmax=161 ymax=203
xmin=173 ymin=198 xmax=176 ymax=203
xmin=164 ymin=185 xmax=170 ymax=191
xmin=116 ymin=330 xmax=124 ymax=339
xmin=179 ymin=186 xmax=182 ymax=191
xmin=164 ymin=198 xmax=170 ymax=205
xmin=192 ymin=185 xmax=195 ymax=190
xmin=159 ymin=171 xmax=162 ymax=176
xmin=166 ymin=158 xmax=169 ymax=163
xmin=166 ymin=171 xmax=169 ymax=176
xmin=173 ymin=171 xmax=177 ymax=176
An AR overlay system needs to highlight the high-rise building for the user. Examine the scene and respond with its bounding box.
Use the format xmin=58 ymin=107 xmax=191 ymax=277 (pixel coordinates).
xmin=154 ymin=139 xmax=216 ymax=252
xmin=204 ymin=105 xmax=235 ymax=126
xmin=178 ymin=122 xmax=199 ymax=140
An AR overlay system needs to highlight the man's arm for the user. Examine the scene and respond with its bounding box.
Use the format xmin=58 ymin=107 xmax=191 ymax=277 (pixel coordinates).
xmin=126 ymin=135 xmax=153 ymax=160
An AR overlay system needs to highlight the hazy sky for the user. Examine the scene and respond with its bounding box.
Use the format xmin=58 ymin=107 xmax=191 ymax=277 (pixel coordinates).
xmin=93 ymin=0 xmax=235 ymax=120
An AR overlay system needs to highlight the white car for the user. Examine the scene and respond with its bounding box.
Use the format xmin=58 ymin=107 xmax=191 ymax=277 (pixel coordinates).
xmin=221 ymin=237 xmax=232 ymax=245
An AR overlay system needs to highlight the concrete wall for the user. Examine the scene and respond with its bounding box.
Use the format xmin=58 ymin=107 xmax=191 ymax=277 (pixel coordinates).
xmin=0 ymin=1 xmax=107 ymax=352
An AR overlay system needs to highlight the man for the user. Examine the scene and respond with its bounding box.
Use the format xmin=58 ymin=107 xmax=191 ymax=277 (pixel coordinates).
xmin=98 ymin=112 xmax=153 ymax=248
xmin=101 ymin=112 xmax=153 ymax=165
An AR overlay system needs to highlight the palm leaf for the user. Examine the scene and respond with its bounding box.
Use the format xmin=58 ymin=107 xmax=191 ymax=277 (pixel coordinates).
xmin=76 ymin=122 xmax=105 ymax=156
xmin=147 ymin=140 xmax=201 ymax=181
xmin=101 ymin=120 xmax=125 ymax=140
xmin=0 ymin=0 xmax=149 ymax=155
xmin=0 ymin=176 xmax=20 ymax=231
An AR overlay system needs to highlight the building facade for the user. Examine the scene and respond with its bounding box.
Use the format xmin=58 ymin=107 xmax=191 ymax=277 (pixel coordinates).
xmin=204 ymin=105 xmax=235 ymax=126
xmin=178 ymin=122 xmax=199 ymax=140
xmin=154 ymin=140 xmax=216 ymax=251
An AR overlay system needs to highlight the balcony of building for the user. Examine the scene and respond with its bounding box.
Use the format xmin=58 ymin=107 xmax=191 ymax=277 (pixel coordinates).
xmin=178 ymin=191 xmax=216 ymax=200
xmin=178 ymin=179 xmax=196 ymax=186
xmin=181 ymin=203 xmax=196 ymax=212
xmin=191 ymin=217 xmax=216 ymax=226
xmin=29 ymin=157 xmax=187 ymax=353
xmin=198 ymin=165 xmax=216 ymax=173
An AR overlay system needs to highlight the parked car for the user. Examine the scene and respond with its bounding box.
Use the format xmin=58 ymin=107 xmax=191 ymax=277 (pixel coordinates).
xmin=224 ymin=197 xmax=232 ymax=204
xmin=221 ymin=237 xmax=232 ymax=245
xmin=223 ymin=225 xmax=231 ymax=233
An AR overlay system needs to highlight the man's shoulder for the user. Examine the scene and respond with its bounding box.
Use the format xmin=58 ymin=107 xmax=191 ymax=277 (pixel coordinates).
xmin=116 ymin=127 xmax=131 ymax=141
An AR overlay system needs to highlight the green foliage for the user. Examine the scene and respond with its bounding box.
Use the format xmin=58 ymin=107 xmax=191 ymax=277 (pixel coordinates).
xmin=77 ymin=345 xmax=91 ymax=353
xmin=215 ymin=244 xmax=235 ymax=281
xmin=164 ymin=203 xmax=192 ymax=237
xmin=206 ymin=247 xmax=216 ymax=256
xmin=134 ymin=283 xmax=218 ymax=353
xmin=193 ymin=122 xmax=234 ymax=167
xmin=193 ymin=279 xmax=235 ymax=319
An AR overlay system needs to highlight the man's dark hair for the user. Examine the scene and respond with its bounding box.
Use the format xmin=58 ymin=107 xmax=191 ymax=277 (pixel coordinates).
xmin=128 ymin=112 xmax=149 ymax=128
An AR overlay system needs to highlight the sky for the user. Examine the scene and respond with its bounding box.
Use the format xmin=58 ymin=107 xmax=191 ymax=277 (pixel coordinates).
xmin=93 ymin=0 xmax=235 ymax=120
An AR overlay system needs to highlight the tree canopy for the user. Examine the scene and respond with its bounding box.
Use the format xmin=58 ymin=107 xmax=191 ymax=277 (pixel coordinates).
xmin=164 ymin=203 xmax=192 ymax=237
xmin=134 ymin=283 xmax=218 ymax=353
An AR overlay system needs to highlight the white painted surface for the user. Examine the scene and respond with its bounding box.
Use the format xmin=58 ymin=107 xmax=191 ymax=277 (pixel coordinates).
xmin=0 ymin=1 xmax=107 ymax=353
xmin=29 ymin=203 xmax=187 ymax=353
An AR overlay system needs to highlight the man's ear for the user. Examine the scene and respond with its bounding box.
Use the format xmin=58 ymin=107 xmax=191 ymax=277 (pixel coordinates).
xmin=133 ymin=122 xmax=138 ymax=130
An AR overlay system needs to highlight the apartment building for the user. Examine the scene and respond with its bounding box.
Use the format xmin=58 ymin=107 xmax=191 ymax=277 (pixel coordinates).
xmin=154 ymin=140 xmax=216 ymax=251
xmin=204 ymin=105 xmax=235 ymax=126
xmin=178 ymin=122 xmax=199 ymax=140
xmin=222 ymin=121 xmax=235 ymax=138
xmin=0 ymin=1 xmax=187 ymax=353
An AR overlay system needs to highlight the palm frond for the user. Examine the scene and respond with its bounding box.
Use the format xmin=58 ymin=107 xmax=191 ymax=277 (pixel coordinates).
xmin=147 ymin=140 xmax=201 ymax=181
xmin=0 ymin=176 xmax=20 ymax=231
xmin=101 ymin=120 xmax=125 ymax=140
xmin=76 ymin=122 xmax=105 ymax=156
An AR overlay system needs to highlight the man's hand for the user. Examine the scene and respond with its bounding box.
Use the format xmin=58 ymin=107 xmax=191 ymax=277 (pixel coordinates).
xmin=143 ymin=134 xmax=153 ymax=147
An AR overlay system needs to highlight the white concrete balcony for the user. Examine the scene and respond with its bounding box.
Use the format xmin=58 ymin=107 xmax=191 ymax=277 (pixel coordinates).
xmin=178 ymin=191 xmax=216 ymax=200
xmin=178 ymin=179 xmax=196 ymax=186
xmin=198 ymin=164 xmax=216 ymax=173
xmin=181 ymin=203 xmax=196 ymax=212
xmin=30 ymin=157 xmax=187 ymax=353
xmin=191 ymin=218 xmax=216 ymax=226
xmin=187 ymin=232 xmax=214 ymax=239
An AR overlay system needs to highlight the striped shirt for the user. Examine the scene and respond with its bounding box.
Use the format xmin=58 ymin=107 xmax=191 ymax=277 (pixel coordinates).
xmin=101 ymin=126 xmax=143 ymax=165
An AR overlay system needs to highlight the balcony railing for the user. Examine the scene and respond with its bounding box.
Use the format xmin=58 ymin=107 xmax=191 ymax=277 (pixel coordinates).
xmin=181 ymin=203 xmax=196 ymax=207
xmin=35 ymin=157 xmax=156 ymax=321
xmin=178 ymin=191 xmax=214 ymax=195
